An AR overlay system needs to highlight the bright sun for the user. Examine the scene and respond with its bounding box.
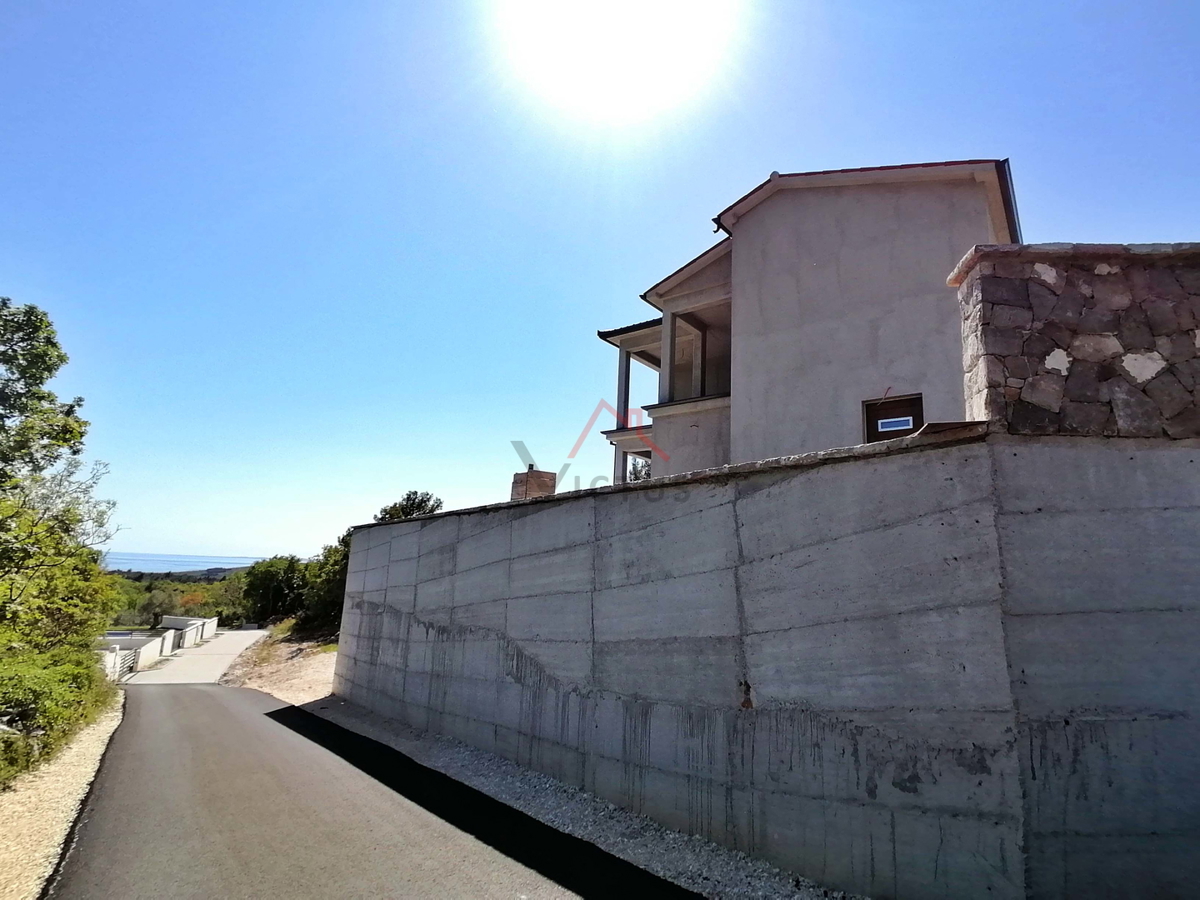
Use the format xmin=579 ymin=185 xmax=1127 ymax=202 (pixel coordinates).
xmin=491 ymin=0 xmax=745 ymax=127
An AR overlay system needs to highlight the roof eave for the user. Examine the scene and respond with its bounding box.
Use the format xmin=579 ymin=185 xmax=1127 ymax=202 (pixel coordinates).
xmin=597 ymin=317 xmax=663 ymax=348
xmin=713 ymin=159 xmax=1016 ymax=236
xmin=639 ymin=238 xmax=732 ymax=308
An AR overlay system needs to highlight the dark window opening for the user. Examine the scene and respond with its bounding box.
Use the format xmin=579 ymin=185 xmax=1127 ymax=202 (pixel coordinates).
xmin=863 ymin=394 xmax=924 ymax=443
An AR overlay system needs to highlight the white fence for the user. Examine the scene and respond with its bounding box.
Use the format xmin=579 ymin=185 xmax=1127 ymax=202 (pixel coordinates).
xmin=97 ymin=616 xmax=219 ymax=680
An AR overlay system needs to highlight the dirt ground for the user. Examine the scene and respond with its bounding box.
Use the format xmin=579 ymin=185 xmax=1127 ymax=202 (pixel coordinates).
xmin=220 ymin=625 xmax=336 ymax=706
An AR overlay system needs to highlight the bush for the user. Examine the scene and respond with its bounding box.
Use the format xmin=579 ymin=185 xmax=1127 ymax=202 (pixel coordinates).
xmin=0 ymin=647 xmax=115 ymax=786
xmin=294 ymin=531 xmax=349 ymax=634
xmin=243 ymin=556 xmax=310 ymax=622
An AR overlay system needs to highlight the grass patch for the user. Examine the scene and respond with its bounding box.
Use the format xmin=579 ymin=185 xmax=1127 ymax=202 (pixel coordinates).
xmin=251 ymin=617 xmax=337 ymax=660
xmin=268 ymin=618 xmax=295 ymax=639
xmin=277 ymin=616 xmax=338 ymax=649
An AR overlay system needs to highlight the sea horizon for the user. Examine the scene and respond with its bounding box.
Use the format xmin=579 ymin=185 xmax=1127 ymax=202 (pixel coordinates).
xmin=102 ymin=551 xmax=267 ymax=573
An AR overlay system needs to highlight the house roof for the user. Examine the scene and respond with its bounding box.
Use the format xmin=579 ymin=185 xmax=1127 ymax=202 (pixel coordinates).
xmin=597 ymin=317 xmax=662 ymax=345
xmin=712 ymin=159 xmax=1021 ymax=242
xmin=639 ymin=238 xmax=731 ymax=308
xmin=597 ymin=317 xmax=663 ymax=368
xmin=636 ymin=160 xmax=1021 ymax=311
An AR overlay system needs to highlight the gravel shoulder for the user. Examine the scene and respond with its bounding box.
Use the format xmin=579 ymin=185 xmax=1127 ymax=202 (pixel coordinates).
xmin=307 ymin=696 xmax=864 ymax=900
xmin=0 ymin=695 xmax=125 ymax=900
xmin=225 ymin=634 xmax=865 ymax=899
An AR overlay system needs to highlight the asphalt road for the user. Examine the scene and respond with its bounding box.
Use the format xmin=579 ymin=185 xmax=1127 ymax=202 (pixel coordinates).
xmin=46 ymin=685 xmax=695 ymax=899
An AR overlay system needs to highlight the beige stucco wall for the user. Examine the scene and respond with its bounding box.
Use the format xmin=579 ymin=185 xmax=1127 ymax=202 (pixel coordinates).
xmin=729 ymin=179 xmax=994 ymax=462
xmin=649 ymin=401 xmax=730 ymax=476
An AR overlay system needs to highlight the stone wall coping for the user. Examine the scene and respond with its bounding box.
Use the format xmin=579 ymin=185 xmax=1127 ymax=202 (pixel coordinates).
xmin=349 ymin=422 xmax=991 ymax=534
xmin=948 ymin=242 xmax=1200 ymax=287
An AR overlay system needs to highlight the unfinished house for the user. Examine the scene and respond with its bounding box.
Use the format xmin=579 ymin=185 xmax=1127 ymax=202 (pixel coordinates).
xmin=601 ymin=159 xmax=1020 ymax=479
xmin=337 ymin=157 xmax=1200 ymax=899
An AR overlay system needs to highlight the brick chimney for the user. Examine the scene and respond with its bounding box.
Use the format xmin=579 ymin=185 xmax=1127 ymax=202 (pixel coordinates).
xmin=510 ymin=464 xmax=556 ymax=501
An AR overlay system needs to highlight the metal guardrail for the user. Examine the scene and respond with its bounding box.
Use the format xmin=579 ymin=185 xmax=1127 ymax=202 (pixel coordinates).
xmin=116 ymin=649 xmax=137 ymax=680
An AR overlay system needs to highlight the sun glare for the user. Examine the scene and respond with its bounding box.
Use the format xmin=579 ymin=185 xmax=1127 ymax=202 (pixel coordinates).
xmin=491 ymin=0 xmax=745 ymax=127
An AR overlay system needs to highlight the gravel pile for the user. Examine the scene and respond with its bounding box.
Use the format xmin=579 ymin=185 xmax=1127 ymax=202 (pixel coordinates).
xmin=0 ymin=695 xmax=124 ymax=900
xmin=311 ymin=698 xmax=867 ymax=900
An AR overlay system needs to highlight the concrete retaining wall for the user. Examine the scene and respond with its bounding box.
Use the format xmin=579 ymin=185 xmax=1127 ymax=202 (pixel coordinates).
xmin=160 ymin=616 xmax=217 ymax=641
xmin=134 ymin=638 xmax=162 ymax=670
xmin=992 ymin=438 xmax=1200 ymax=897
xmin=157 ymin=629 xmax=178 ymax=657
xmin=335 ymin=434 xmax=1200 ymax=899
xmin=100 ymin=630 xmax=176 ymax=670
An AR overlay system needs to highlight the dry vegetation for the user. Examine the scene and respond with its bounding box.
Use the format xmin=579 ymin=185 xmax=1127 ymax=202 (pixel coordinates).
xmin=220 ymin=619 xmax=336 ymax=706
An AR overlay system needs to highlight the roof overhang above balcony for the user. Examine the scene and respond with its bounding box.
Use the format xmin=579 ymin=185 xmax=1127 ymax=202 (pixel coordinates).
xmin=597 ymin=317 xmax=662 ymax=368
xmin=640 ymin=239 xmax=732 ymax=311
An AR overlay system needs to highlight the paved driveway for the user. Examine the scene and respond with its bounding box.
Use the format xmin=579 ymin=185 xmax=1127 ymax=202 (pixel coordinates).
xmin=44 ymin=686 xmax=695 ymax=899
xmin=127 ymin=629 xmax=265 ymax=684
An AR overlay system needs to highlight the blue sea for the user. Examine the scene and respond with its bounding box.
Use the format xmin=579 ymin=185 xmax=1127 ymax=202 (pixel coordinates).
xmin=102 ymin=551 xmax=265 ymax=573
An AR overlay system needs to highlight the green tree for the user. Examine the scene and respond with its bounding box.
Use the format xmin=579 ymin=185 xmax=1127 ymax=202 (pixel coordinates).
xmin=206 ymin=572 xmax=248 ymax=625
xmin=0 ymin=460 xmax=115 ymax=594
xmin=293 ymin=489 xmax=443 ymax=632
xmin=375 ymin=491 xmax=442 ymax=523
xmin=0 ymin=299 xmax=118 ymax=783
xmin=136 ymin=588 xmax=180 ymax=627
xmin=296 ymin=531 xmax=350 ymax=632
xmin=243 ymin=556 xmax=310 ymax=622
xmin=0 ymin=298 xmax=88 ymax=484
xmin=0 ymin=548 xmax=118 ymax=652
xmin=0 ymin=461 xmax=118 ymax=651
xmin=629 ymin=457 xmax=651 ymax=482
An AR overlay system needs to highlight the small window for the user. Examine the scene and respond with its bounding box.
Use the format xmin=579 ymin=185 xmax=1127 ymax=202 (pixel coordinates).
xmin=864 ymin=394 xmax=924 ymax=443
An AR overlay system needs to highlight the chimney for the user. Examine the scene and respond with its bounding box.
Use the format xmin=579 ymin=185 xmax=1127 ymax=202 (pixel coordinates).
xmin=511 ymin=463 xmax=556 ymax=501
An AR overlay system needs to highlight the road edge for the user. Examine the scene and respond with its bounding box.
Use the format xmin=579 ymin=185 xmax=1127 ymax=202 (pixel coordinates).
xmin=33 ymin=692 xmax=126 ymax=900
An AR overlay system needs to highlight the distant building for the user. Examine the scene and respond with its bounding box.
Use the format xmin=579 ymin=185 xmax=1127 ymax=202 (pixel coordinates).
xmin=600 ymin=159 xmax=1020 ymax=481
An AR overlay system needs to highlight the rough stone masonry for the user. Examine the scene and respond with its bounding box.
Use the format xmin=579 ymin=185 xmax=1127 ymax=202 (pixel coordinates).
xmin=950 ymin=243 xmax=1200 ymax=439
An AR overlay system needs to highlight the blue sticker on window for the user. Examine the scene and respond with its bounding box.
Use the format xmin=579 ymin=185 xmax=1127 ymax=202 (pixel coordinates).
xmin=877 ymin=416 xmax=914 ymax=432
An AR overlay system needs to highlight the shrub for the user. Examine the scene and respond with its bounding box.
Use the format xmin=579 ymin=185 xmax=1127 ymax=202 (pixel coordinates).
xmin=243 ymin=556 xmax=310 ymax=622
xmin=0 ymin=647 xmax=115 ymax=786
xmin=294 ymin=531 xmax=349 ymax=633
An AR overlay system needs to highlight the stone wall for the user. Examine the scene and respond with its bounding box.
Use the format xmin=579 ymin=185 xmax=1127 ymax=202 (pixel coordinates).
xmin=952 ymin=243 xmax=1200 ymax=438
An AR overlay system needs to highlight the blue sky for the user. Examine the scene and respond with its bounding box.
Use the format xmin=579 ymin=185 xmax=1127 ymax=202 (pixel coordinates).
xmin=1 ymin=1 xmax=1197 ymax=557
